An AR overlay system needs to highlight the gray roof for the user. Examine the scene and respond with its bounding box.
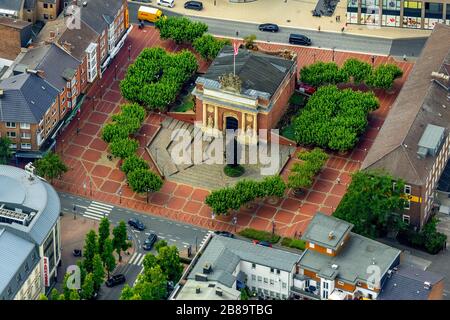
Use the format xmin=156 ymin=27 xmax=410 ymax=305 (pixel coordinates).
xmin=362 ymin=24 xmax=450 ymax=185
xmin=0 ymin=0 xmax=22 ymax=13
xmin=188 ymin=236 xmax=301 ymax=288
xmin=17 ymin=44 xmax=79 ymax=90
xmin=78 ymin=0 xmax=124 ymax=34
xmin=302 ymin=212 xmax=353 ymax=250
xmin=378 ymin=264 xmax=444 ymax=300
xmin=0 ymin=165 xmax=61 ymax=245
xmin=0 ymin=72 xmax=59 ymax=123
xmin=299 ymin=232 xmax=401 ymax=285
xmin=0 ymin=229 xmax=39 ymax=299
xmin=199 ymin=45 xmax=295 ymax=99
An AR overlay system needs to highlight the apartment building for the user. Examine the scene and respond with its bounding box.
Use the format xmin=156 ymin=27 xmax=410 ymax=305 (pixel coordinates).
xmin=293 ymin=213 xmax=401 ymax=300
xmin=171 ymin=235 xmax=302 ymax=300
xmin=0 ymin=17 xmax=32 ymax=61
xmin=0 ymin=0 xmax=61 ymax=23
xmin=347 ymin=0 xmax=450 ymax=29
xmin=0 ymin=164 xmax=62 ymax=300
xmin=362 ymin=24 xmax=450 ymax=229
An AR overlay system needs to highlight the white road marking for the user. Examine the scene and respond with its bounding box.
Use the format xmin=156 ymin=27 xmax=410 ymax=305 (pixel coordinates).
xmin=92 ymin=201 xmax=114 ymax=208
xmin=170 ymin=239 xmax=177 ymax=242
xmin=182 ymin=242 xmax=190 ymax=246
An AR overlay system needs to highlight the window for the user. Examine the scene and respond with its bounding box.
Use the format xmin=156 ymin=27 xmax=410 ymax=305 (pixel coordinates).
xmin=251 ymin=275 xmax=256 ymax=281
xmin=44 ymin=14 xmax=48 ymax=19
xmin=309 ymin=243 xmax=315 ymax=249
xmin=7 ymin=287 xmax=12 ymax=296
xmin=263 ymin=289 xmax=269 ymax=295
xmin=251 ymin=286 xmax=256 ymax=292
xmin=21 ymin=143 xmax=31 ymax=150
xmin=16 ymin=273 xmax=22 ymax=282
xmin=403 ymin=214 xmax=410 ymax=224
xmin=270 ymin=279 xmax=274 ymax=285
xmin=270 ymin=268 xmax=274 ymax=273
xmin=24 ymin=263 xmax=29 ymax=272
xmin=6 ymin=122 xmax=16 ymax=128
xmin=43 ymin=3 xmax=48 ymax=8
xmin=7 ymin=132 xmax=16 ymax=138
xmin=264 ymin=277 xmax=268 ymax=284
xmin=326 ymin=248 xmax=333 ymax=254
xmin=257 ymin=276 xmax=262 ymax=282
xmin=404 ymin=185 xmax=412 ymax=195
xmin=270 ymin=291 xmax=275 ymax=297
xmin=276 ymin=292 xmax=280 ymax=298
xmin=323 ymin=282 xmax=329 ymax=289
xmin=282 ymin=294 xmax=287 ymax=300
xmin=20 ymin=123 xmax=30 ymax=129
xmin=282 ymin=282 xmax=287 ymax=289
xmin=21 ymin=132 xmax=31 ymax=140
xmin=277 ymin=269 xmax=280 ymax=274
xmin=251 ymin=263 xmax=256 ymax=269
xmin=9 ymin=144 xmax=17 ymax=149
xmin=405 ymin=200 xmax=411 ymax=210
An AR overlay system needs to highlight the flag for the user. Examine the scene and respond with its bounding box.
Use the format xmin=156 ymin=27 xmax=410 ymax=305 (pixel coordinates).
xmin=233 ymin=42 xmax=238 ymax=56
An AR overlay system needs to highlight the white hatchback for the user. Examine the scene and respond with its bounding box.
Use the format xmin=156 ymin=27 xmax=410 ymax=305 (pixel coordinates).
xmin=157 ymin=0 xmax=175 ymax=8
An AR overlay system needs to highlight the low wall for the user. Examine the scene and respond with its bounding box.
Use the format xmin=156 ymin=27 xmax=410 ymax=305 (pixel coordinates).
xmin=167 ymin=111 xmax=196 ymax=124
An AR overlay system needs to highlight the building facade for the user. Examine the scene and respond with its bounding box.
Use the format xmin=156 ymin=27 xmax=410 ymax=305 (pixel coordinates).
xmin=193 ymin=46 xmax=297 ymax=144
xmin=0 ymin=164 xmax=61 ymax=300
xmin=347 ymin=0 xmax=450 ymax=29
xmin=362 ymin=24 xmax=450 ymax=229
xmin=0 ymin=17 xmax=32 ymax=61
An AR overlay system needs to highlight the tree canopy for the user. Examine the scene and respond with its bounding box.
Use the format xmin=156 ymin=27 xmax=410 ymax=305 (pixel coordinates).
xmin=155 ymin=16 xmax=208 ymax=44
xmin=288 ymin=148 xmax=328 ymax=190
xmin=0 ymin=136 xmax=12 ymax=165
xmin=34 ymin=152 xmax=68 ymax=182
xmin=127 ymin=168 xmax=163 ymax=194
xmin=193 ymin=34 xmax=230 ymax=61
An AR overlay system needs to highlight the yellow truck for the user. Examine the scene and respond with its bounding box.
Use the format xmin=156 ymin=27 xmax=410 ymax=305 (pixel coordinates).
xmin=137 ymin=6 xmax=164 ymax=23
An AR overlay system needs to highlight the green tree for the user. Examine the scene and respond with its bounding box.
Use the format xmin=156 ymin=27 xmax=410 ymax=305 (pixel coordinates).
xmin=98 ymin=217 xmax=110 ymax=256
xmin=80 ymin=273 xmax=95 ymax=300
xmin=109 ymin=138 xmax=139 ymax=159
xmin=62 ymin=273 xmax=72 ymax=300
xmin=83 ymin=230 xmax=98 ymax=273
xmin=243 ymin=34 xmax=257 ymax=49
xmin=127 ymin=168 xmax=163 ymax=194
xmin=121 ymin=155 xmax=149 ymax=175
xmin=342 ymin=58 xmax=373 ymax=84
xmin=193 ymin=34 xmax=230 ymax=61
xmin=69 ymin=290 xmax=80 ymax=300
xmin=333 ymin=170 xmax=408 ymax=238
xmin=76 ymin=260 xmax=86 ymax=286
xmin=120 ymin=285 xmax=138 ymax=300
xmin=58 ymin=294 xmax=65 ymax=300
xmin=300 ymin=62 xmax=349 ymax=87
xmin=240 ymin=288 xmax=249 ymax=300
xmin=102 ymin=238 xmax=117 ymax=279
xmin=261 ymin=175 xmax=286 ymax=198
xmin=157 ymin=245 xmax=183 ymax=282
xmin=0 ymin=136 xmax=12 ymax=164
xmin=34 ymin=152 xmax=68 ymax=182
xmin=288 ymin=148 xmax=328 ymax=191
xmin=50 ymin=288 xmax=60 ymax=301
xmin=366 ymin=63 xmax=403 ymax=90
xmin=142 ymin=253 xmax=158 ymax=271
xmin=92 ymin=254 xmax=105 ymax=291
xmin=138 ymin=265 xmax=168 ymax=300
xmin=39 ymin=293 xmax=48 ymax=300
xmin=112 ymin=221 xmax=131 ymax=262
xmin=155 ymin=16 xmax=207 ymax=44
xmin=154 ymin=240 xmax=168 ymax=253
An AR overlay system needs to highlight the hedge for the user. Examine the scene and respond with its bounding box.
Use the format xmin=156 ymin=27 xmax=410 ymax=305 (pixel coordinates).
xmin=238 ymin=228 xmax=280 ymax=243
xmin=109 ymin=138 xmax=139 ymax=159
xmin=281 ymin=237 xmax=306 ymax=251
xmin=397 ymin=217 xmax=447 ymax=254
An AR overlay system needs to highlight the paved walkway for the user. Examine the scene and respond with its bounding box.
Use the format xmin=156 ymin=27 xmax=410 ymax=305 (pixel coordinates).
xmin=129 ymin=0 xmax=432 ymax=39
xmin=54 ymin=26 xmax=413 ymax=238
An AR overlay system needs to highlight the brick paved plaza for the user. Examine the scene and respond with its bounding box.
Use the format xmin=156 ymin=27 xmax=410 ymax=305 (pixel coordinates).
xmin=53 ymin=26 xmax=414 ymax=238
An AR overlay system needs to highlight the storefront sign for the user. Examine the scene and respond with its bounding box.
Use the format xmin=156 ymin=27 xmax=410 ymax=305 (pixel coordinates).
xmin=42 ymin=257 xmax=49 ymax=287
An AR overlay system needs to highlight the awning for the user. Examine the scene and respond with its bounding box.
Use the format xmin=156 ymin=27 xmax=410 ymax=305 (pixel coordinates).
xmin=15 ymin=151 xmax=44 ymax=159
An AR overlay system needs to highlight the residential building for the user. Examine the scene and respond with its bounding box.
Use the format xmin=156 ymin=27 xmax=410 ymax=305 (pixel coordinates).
xmin=378 ymin=264 xmax=444 ymax=300
xmin=362 ymin=24 xmax=450 ymax=229
xmin=347 ymin=0 xmax=450 ymax=29
xmin=293 ymin=213 xmax=401 ymax=300
xmin=36 ymin=0 xmax=60 ymax=22
xmin=193 ymin=45 xmax=297 ymax=144
xmin=0 ymin=0 xmax=26 ymax=20
xmin=0 ymin=164 xmax=62 ymax=300
xmin=171 ymin=235 xmax=302 ymax=300
xmin=0 ymin=0 xmax=61 ymax=23
xmin=0 ymin=17 xmax=32 ymax=61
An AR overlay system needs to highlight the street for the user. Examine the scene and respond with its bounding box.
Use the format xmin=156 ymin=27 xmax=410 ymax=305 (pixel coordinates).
xmin=59 ymin=192 xmax=210 ymax=300
xmin=127 ymin=2 xmax=426 ymax=58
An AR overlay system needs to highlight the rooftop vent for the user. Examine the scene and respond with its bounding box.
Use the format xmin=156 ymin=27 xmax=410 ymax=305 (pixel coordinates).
xmin=417 ymin=124 xmax=446 ymax=159
xmin=215 ymin=287 xmax=223 ymax=297
xmin=195 ymin=273 xmax=208 ymax=282
xmin=328 ymin=231 xmax=335 ymax=240
xmin=424 ymin=281 xmax=431 ymax=290
xmin=196 ymin=287 xmax=201 ymax=294
xmin=331 ymin=264 xmax=339 ymax=270
xmin=82 ymin=1 xmax=87 ymax=6
xmin=203 ymin=263 xmax=212 ymax=274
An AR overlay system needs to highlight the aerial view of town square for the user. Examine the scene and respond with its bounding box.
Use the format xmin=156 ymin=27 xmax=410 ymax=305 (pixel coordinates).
xmin=1 ymin=0 xmax=450 ymax=315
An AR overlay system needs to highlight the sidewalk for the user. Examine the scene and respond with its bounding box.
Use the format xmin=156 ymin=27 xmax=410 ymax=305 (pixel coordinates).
xmin=129 ymin=0 xmax=432 ymax=39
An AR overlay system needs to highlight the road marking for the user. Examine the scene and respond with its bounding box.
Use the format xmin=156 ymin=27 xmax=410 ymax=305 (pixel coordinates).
xmin=77 ymin=205 xmax=88 ymax=209
xmin=182 ymin=242 xmax=190 ymax=246
xmin=82 ymin=201 xmax=113 ymax=220
xmin=158 ymin=236 xmax=166 ymax=239
xmin=176 ymin=224 xmax=181 ymax=226
xmin=136 ymin=254 xmax=146 ymax=266
xmin=92 ymin=201 xmax=114 ymax=208
xmin=82 ymin=213 xmax=101 ymax=221
xmin=184 ymin=226 xmax=189 ymax=228
xmin=170 ymin=239 xmax=177 ymax=242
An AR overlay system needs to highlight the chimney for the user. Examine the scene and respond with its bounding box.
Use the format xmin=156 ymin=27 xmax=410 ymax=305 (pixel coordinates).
xmin=195 ymin=273 xmax=208 ymax=282
xmin=196 ymin=287 xmax=201 ymax=294
xmin=62 ymin=41 xmax=72 ymax=52
xmin=215 ymin=287 xmax=223 ymax=297
xmin=203 ymin=263 xmax=212 ymax=274
xmin=424 ymin=282 xmax=431 ymax=290
xmin=36 ymin=70 xmax=45 ymax=78
xmin=49 ymin=30 xmax=56 ymax=39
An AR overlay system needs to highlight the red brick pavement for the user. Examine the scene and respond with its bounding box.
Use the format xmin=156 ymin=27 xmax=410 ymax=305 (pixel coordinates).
xmin=54 ymin=26 xmax=414 ymax=238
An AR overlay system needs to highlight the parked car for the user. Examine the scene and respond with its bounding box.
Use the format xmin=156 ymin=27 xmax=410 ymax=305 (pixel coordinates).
xmin=72 ymin=249 xmax=82 ymax=257
xmin=157 ymin=0 xmax=175 ymax=8
xmin=296 ymin=82 xmax=316 ymax=95
xmin=142 ymin=233 xmax=158 ymax=250
xmin=258 ymin=23 xmax=279 ymax=33
xmin=128 ymin=218 xmax=145 ymax=231
xmin=252 ymin=240 xmax=272 ymax=247
xmin=105 ymin=274 xmax=126 ymax=287
xmin=214 ymin=231 xmax=235 ymax=238
xmin=184 ymin=1 xmax=203 ymax=10
xmin=288 ymin=34 xmax=312 ymax=46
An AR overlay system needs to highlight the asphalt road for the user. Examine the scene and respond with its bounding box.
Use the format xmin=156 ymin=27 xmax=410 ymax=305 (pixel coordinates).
xmin=58 ymin=192 xmax=210 ymax=300
xmin=127 ymin=1 xmax=427 ymax=57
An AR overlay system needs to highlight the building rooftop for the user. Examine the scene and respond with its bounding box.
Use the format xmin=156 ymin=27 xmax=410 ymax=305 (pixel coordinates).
xmin=0 ymin=16 xmax=32 ymax=29
xmin=302 ymin=212 xmax=353 ymax=250
xmin=299 ymin=232 xmax=401 ymax=285
xmin=76 ymin=0 xmax=124 ymax=35
xmin=187 ymin=235 xmax=301 ymax=288
xmin=362 ymin=24 xmax=450 ymax=185
xmin=198 ymin=45 xmax=295 ymax=100
xmin=175 ymin=280 xmax=240 ymax=300
xmin=0 ymin=165 xmax=61 ymax=245
xmin=0 ymin=0 xmax=22 ymax=15
xmin=0 ymin=72 xmax=59 ymax=123
xmin=378 ymin=264 xmax=444 ymax=300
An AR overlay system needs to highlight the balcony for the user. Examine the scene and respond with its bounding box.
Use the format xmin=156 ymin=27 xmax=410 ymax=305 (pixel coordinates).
xmin=290 ymin=285 xmax=321 ymax=300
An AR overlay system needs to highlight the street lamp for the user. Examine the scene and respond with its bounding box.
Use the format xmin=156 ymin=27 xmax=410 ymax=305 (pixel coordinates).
xmin=332 ymin=47 xmax=335 ymax=62
xmin=128 ymin=45 xmax=131 ymax=61
xmin=76 ymin=117 xmax=80 ymax=135
xmin=115 ymin=65 xmax=118 ymax=80
xmin=147 ymin=188 xmax=150 ymax=203
xmin=272 ymin=220 xmax=276 ymax=235
xmin=72 ymin=204 xmax=77 ymax=220
xmin=100 ymin=84 xmax=104 ymax=100
xmin=119 ymin=188 xmax=123 ymax=204
xmin=232 ymin=216 xmax=237 ymax=232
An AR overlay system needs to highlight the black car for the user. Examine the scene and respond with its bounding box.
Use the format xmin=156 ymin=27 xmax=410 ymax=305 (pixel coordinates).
xmin=184 ymin=1 xmax=203 ymax=10
xmin=289 ymin=34 xmax=312 ymax=46
xmin=105 ymin=274 xmax=126 ymax=287
xmin=258 ymin=23 xmax=279 ymax=33
xmin=142 ymin=233 xmax=158 ymax=250
xmin=128 ymin=218 xmax=145 ymax=231
xmin=214 ymin=231 xmax=234 ymax=238
xmin=72 ymin=249 xmax=82 ymax=257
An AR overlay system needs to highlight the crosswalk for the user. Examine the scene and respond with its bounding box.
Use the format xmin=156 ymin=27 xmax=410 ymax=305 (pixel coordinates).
xmin=82 ymin=201 xmax=114 ymax=221
xmin=128 ymin=252 xmax=146 ymax=266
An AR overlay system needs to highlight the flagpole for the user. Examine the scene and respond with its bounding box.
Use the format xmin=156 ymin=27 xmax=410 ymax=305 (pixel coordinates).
xmin=233 ymin=51 xmax=235 ymax=76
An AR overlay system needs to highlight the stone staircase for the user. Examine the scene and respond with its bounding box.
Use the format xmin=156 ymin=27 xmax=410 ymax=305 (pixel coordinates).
xmin=148 ymin=118 xmax=296 ymax=190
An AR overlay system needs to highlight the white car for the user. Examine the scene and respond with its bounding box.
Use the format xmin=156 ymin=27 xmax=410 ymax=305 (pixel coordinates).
xmin=157 ymin=0 xmax=175 ymax=8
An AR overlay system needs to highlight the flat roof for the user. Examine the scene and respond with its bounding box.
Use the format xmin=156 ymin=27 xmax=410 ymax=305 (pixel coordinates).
xmin=175 ymin=280 xmax=240 ymax=300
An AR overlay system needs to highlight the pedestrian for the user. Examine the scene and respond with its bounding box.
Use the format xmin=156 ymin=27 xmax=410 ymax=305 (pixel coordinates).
xmin=403 ymin=54 xmax=407 ymax=61
xmin=341 ymin=26 xmax=345 ymax=32
xmin=318 ymin=25 xmax=321 ymax=32
xmin=337 ymin=177 xmax=341 ymax=184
